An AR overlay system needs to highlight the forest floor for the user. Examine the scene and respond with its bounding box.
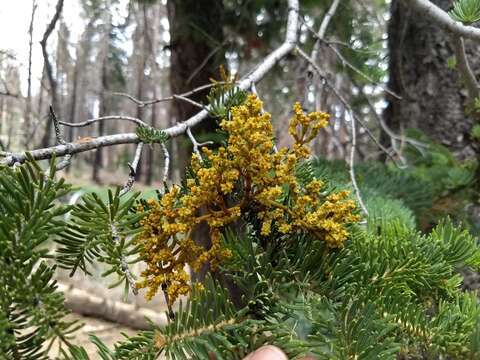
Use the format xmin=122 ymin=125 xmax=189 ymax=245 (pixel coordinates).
xmin=48 ymin=313 xmax=138 ymax=357
xmin=47 ymin=170 xmax=172 ymax=357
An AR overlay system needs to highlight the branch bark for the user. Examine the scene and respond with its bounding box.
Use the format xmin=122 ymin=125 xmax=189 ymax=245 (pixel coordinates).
xmin=405 ymin=0 xmax=480 ymax=40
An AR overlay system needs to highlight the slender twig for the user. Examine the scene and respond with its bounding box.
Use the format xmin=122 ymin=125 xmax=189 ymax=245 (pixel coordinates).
xmin=49 ymin=106 xmax=71 ymax=171
xmin=110 ymin=223 xmax=138 ymax=295
xmin=59 ymin=115 xmax=148 ymax=128
xmin=325 ymin=41 xmax=401 ymax=100
xmin=358 ymin=86 xmax=429 ymax=152
xmin=317 ymin=0 xmax=341 ymax=43
xmin=0 ymin=90 xmax=20 ymax=98
xmin=296 ymin=46 xmax=396 ymax=163
xmin=323 ymin=39 xmax=379 ymax=54
xmin=296 ymin=47 xmax=370 ymax=215
xmin=301 ymin=16 xmax=401 ymax=100
xmin=307 ymin=0 xmax=341 ymax=94
xmin=25 ymin=0 xmax=37 ymax=147
xmin=451 ymin=35 xmax=479 ymax=104
xmin=40 ymin=0 xmax=63 ymax=117
xmin=161 ymin=143 xmax=170 ymax=184
xmin=119 ymin=142 xmax=144 ymax=196
xmin=347 ymin=108 xmax=369 ymax=216
xmin=186 ymin=127 xmax=213 ymax=159
xmin=112 ymin=82 xmax=230 ymax=107
xmin=172 ymin=94 xmax=205 ymax=110
xmin=186 ymin=40 xmax=228 ymax=85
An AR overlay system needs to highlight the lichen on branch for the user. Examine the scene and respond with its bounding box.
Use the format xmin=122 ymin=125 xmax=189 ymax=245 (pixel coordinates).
xmin=136 ymin=94 xmax=359 ymax=304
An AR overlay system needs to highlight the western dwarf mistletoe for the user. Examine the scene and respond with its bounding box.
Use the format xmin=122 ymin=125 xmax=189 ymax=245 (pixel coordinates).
xmin=136 ymin=94 xmax=359 ymax=303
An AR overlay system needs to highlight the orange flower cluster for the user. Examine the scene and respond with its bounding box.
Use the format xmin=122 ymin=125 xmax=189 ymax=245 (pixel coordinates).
xmin=136 ymin=94 xmax=359 ymax=304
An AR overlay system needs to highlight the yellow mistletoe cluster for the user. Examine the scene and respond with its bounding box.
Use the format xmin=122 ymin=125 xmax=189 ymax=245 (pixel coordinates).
xmin=136 ymin=94 xmax=359 ymax=304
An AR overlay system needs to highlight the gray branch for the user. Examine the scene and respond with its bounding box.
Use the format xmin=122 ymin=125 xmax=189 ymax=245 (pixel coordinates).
xmin=451 ymin=35 xmax=479 ymax=103
xmin=186 ymin=126 xmax=213 ymax=159
xmin=161 ymin=143 xmax=170 ymax=184
xmin=296 ymin=46 xmax=369 ymax=215
xmin=59 ymin=115 xmax=148 ymax=128
xmin=110 ymin=223 xmax=138 ymax=295
xmin=119 ymin=142 xmax=144 ymax=196
xmin=406 ymin=0 xmax=480 ymax=40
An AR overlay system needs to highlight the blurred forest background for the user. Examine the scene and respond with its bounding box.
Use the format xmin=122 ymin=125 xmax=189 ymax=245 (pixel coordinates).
xmin=2 ymin=0 xmax=475 ymax=188
xmin=0 ymin=0 xmax=398 ymax=187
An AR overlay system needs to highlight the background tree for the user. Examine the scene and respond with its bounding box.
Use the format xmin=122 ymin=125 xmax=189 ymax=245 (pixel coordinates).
xmin=385 ymin=0 xmax=476 ymax=157
xmin=166 ymin=0 xmax=226 ymax=181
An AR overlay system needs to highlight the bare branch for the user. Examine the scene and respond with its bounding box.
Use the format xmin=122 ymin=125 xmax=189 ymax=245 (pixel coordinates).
xmin=307 ymin=0 xmax=340 ymax=94
xmin=296 ymin=46 xmax=395 ymax=162
xmin=25 ymin=0 xmax=37 ymax=147
xmin=161 ymin=143 xmax=170 ymax=184
xmin=59 ymin=115 xmax=148 ymax=128
xmin=318 ymin=0 xmax=341 ymax=42
xmin=120 ymin=142 xmax=144 ymax=196
xmin=112 ymin=82 xmax=225 ymax=107
xmin=405 ymin=0 xmax=480 ymax=41
xmin=57 ymin=282 xmax=167 ymax=329
xmin=451 ymin=35 xmax=479 ymax=103
xmin=296 ymin=46 xmax=370 ymax=216
xmin=324 ymin=40 xmax=401 ymax=100
xmin=172 ymin=94 xmax=205 ymax=109
xmin=186 ymin=127 xmax=213 ymax=159
xmin=0 ymin=91 xmax=20 ymax=99
xmin=347 ymin=108 xmax=369 ymax=216
xmin=110 ymin=223 xmax=138 ymax=295
xmin=301 ymin=16 xmax=401 ymax=99
xmin=49 ymin=106 xmax=71 ymax=171
xmin=357 ymin=85 xmax=429 ymax=152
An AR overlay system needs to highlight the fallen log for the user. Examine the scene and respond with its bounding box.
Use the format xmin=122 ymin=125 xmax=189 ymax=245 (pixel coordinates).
xmin=57 ymin=282 xmax=168 ymax=330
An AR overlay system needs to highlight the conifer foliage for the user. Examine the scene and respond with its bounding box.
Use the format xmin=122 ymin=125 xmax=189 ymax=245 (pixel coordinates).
xmin=0 ymin=158 xmax=81 ymax=359
xmin=2 ymin=95 xmax=480 ymax=359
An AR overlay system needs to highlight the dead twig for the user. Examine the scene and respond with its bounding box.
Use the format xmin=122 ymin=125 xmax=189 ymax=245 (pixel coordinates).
xmin=119 ymin=142 xmax=144 ymax=196
xmin=161 ymin=143 xmax=170 ymax=184
xmin=59 ymin=115 xmax=148 ymax=128
xmin=296 ymin=46 xmax=370 ymax=216
xmin=186 ymin=127 xmax=213 ymax=159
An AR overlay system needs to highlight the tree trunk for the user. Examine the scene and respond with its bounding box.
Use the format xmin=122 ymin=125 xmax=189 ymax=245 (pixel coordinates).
xmin=91 ymin=60 xmax=108 ymax=183
xmin=166 ymin=0 xmax=245 ymax=306
xmin=167 ymin=0 xmax=225 ymax=180
xmin=384 ymin=0 xmax=475 ymax=157
xmin=92 ymin=13 xmax=112 ymax=183
xmin=143 ymin=3 xmax=160 ymax=186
